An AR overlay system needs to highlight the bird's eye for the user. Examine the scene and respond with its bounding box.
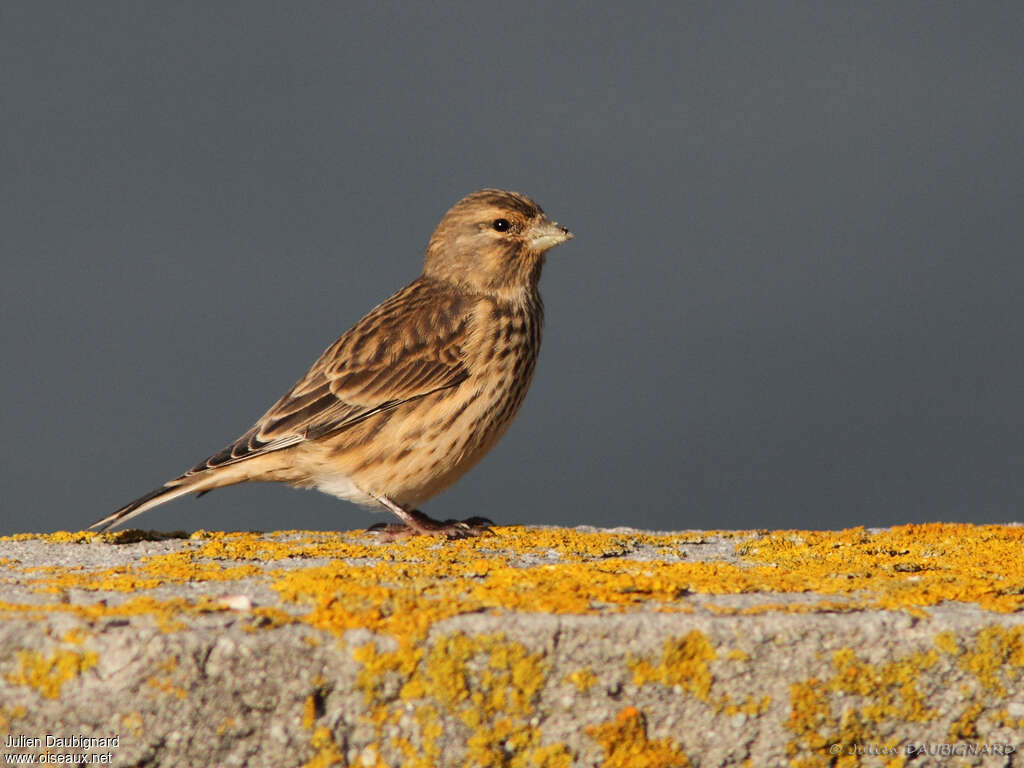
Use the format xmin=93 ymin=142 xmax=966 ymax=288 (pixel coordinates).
xmin=492 ymin=218 xmax=511 ymax=232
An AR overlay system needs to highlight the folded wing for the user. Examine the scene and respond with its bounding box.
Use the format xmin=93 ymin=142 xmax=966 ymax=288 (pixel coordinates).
xmin=189 ymin=280 xmax=471 ymax=474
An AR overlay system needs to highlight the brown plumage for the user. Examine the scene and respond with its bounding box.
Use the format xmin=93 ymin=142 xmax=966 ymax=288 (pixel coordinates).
xmin=91 ymin=189 xmax=572 ymax=537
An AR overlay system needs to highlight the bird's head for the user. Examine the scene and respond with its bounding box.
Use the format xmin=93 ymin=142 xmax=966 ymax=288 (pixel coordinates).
xmin=423 ymin=189 xmax=573 ymax=295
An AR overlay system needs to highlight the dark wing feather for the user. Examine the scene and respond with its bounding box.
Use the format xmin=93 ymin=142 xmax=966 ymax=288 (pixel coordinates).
xmin=187 ymin=279 xmax=470 ymax=474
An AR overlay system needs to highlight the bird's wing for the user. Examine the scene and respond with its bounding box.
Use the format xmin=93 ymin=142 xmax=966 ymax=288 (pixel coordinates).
xmin=189 ymin=281 xmax=471 ymax=474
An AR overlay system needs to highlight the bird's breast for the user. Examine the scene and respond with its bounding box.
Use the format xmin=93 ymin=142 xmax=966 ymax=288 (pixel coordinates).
xmin=467 ymin=301 xmax=543 ymax=431
xmin=314 ymin=297 xmax=544 ymax=508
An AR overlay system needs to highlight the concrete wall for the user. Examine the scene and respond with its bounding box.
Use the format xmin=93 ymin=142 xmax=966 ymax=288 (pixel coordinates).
xmin=2 ymin=524 xmax=1022 ymax=767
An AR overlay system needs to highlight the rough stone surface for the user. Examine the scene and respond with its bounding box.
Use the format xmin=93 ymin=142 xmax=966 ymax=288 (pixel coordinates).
xmin=1 ymin=524 xmax=1023 ymax=767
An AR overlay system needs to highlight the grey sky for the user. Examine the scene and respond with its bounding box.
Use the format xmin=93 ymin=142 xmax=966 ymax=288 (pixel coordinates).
xmin=3 ymin=2 xmax=1023 ymax=534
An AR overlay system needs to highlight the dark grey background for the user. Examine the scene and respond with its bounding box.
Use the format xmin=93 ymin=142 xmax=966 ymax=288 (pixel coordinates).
xmin=3 ymin=2 xmax=1022 ymax=535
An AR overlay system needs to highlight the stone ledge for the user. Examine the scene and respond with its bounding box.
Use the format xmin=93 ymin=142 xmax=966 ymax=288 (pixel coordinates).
xmin=1 ymin=524 xmax=1023 ymax=767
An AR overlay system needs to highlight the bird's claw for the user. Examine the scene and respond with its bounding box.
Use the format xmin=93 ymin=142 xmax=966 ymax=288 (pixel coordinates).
xmin=364 ymin=514 xmax=494 ymax=541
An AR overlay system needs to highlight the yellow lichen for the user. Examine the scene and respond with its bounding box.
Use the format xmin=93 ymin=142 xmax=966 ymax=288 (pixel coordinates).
xmin=737 ymin=524 xmax=1024 ymax=613
xmin=0 ymin=531 xmax=102 ymax=543
xmin=353 ymin=641 xmax=423 ymax=705
xmin=781 ymin=627 xmax=1024 ymax=767
xmin=989 ymin=708 xmax=1024 ymax=729
xmin=351 ymin=632 xmax=561 ymax=767
xmin=565 ymin=667 xmax=599 ymax=692
xmin=6 ymin=524 xmax=1024 ymax=766
xmin=785 ymin=678 xmax=832 ymax=757
xmin=586 ymin=707 xmax=690 ymax=768
xmin=303 ymin=726 xmax=344 ymax=768
xmin=785 ymin=674 xmax=902 ymax=768
xmin=785 ymin=645 xmax=939 ymax=766
xmin=401 ymin=704 xmax=443 ymax=768
xmin=629 ymin=630 xmax=716 ymax=701
xmin=121 ymin=711 xmax=144 ymax=738
xmin=0 ymin=705 xmax=28 ymax=733
xmin=952 ymin=625 xmax=1024 ymax=694
xmin=424 ymin=633 xmax=547 ymax=765
xmin=717 ymin=693 xmax=772 ymax=717
xmin=302 ymin=694 xmax=318 ymax=730
xmin=7 ymin=525 xmax=1024 ymax=635
xmin=61 ymin=628 xmax=88 ymax=645
xmin=829 ymin=647 xmax=939 ymax=723
xmin=948 ymin=700 xmax=984 ymax=740
xmin=933 ymin=630 xmax=961 ymax=656
xmin=7 ymin=648 xmax=98 ymax=699
xmin=145 ymin=676 xmax=187 ymax=700
xmin=144 ymin=655 xmax=187 ymax=699
xmin=27 ymin=550 xmax=264 ymax=594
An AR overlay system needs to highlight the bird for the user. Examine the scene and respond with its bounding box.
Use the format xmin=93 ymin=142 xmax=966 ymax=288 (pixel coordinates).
xmin=91 ymin=189 xmax=573 ymax=538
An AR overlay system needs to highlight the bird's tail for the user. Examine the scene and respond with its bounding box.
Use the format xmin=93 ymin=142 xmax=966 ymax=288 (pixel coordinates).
xmin=90 ymin=475 xmax=219 ymax=532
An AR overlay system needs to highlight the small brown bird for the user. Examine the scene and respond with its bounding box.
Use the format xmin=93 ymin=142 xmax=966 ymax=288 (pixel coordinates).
xmin=92 ymin=189 xmax=572 ymax=537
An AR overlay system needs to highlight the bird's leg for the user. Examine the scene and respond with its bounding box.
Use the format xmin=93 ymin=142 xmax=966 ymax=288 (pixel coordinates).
xmin=364 ymin=492 xmax=492 ymax=539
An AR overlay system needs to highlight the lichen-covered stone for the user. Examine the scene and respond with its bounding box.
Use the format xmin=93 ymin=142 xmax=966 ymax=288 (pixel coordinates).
xmin=1 ymin=524 xmax=1023 ymax=766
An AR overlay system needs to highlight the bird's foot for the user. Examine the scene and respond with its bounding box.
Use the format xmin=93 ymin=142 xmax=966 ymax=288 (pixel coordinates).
xmin=365 ymin=510 xmax=494 ymax=540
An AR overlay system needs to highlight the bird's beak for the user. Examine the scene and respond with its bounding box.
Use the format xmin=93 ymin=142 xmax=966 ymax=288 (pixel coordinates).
xmin=528 ymin=216 xmax=574 ymax=252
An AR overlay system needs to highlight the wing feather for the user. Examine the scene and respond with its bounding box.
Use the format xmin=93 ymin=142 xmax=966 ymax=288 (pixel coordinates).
xmin=187 ymin=279 xmax=471 ymax=474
